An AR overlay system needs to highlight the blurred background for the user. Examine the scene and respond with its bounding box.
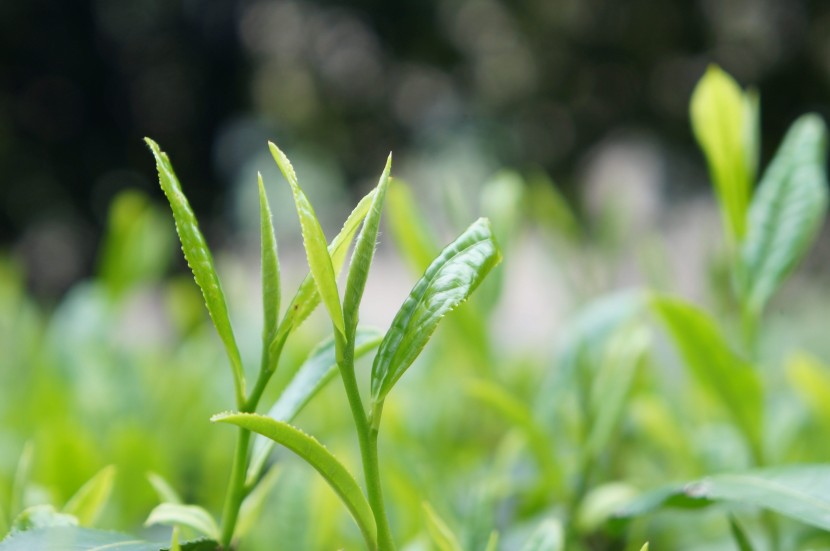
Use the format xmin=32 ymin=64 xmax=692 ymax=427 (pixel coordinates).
xmin=3 ymin=0 xmax=830 ymax=299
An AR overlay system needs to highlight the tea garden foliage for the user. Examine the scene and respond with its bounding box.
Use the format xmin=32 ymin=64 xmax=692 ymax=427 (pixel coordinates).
xmin=1 ymin=66 xmax=830 ymax=550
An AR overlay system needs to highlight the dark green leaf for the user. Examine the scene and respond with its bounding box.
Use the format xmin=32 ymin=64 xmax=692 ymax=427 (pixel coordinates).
xmin=370 ymin=218 xmax=502 ymax=404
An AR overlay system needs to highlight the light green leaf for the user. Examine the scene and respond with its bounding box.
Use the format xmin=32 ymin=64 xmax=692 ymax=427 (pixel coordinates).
xmin=145 ymin=503 xmax=220 ymax=541
xmin=520 ymin=518 xmax=563 ymax=551
xmin=270 ymin=142 xmax=344 ymax=337
xmin=0 ymin=526 xmax=216 ymax=551
xmin=786 ymin=353 xmax=830 ymax=429
xmin=170 ymin=527 xmax=181 ymax=551
xmin=343 ymin=154 xmax=392 ymax=338
xmin=575 ymin=483 xmax=638 ymax=532
xmin=10 ymin=442 xmax=33 ymax=520
xmin=484 ymin=531 xmax=500 ymax=551
xmin=10 ymin=505 xmax=77 ymax=534
xmin=247 ymin=328 xmax=383 ymax=484
xmin=236 ymin=466 xmax=282 ymax=538
xmin=690 ymin=65 xmax=754 ymax=242
xmin=145 ymin=138 xmax=246 ymax=404
xmin=258 ymin=173 xmax=281 ymax=347
xmin=371 ymin=218 xmax=502 ymax=405
xmin=422 ymin=502 xmax=463 ymax=551
xmin=740 ymin=114 xmax=828 ymax=315
xmin=212 ymin=412 xmax=377 ymax=549
xmin=62 ymin=465 xmax=116 ymax=527
xmin=651 ymin=296 xmax=763 ymax=456
xmin=146 ymin=472 xmax=184 ymax=505
xmin=386 ymin=179 xmax=441 ymax=274
xmin=276 ymin=186 xmax=376 ymax=340
xmin=639 ymin=544 xmax=649 ymax=551
xmin=617 ymin=464 xmax=830 ymax=532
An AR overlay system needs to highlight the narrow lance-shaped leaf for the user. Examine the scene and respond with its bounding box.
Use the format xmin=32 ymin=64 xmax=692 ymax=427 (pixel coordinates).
xmin=212 ymin=412 xmax=377 ymax=550
xmin=729 ymin=515 xmax=755 ymax=551
xmin=145 ymin=138 xmax=246 ymax=403
xmin=690 ymin=65 xmax=753 ymax=243
xmin=145 ymin=503 xmax=220 ymax=541
xmin=740 ymin=114 xmax=828 ymax=315
xmin=247 ymin=328 xmax=384 ymax=484
xmin=62 ymin=465 xmax=116 ymax=527
xmin=270 ymin=142 xmax=344 ymax=337
xmin=343 ymin=153 xmax=392 ymax=338
xmin=371 ymin=218 xmax=502 ymax=405
xmin=386 ymin=179 xmax=441 ymax=273
xmin=422 ymin=502 xmax=463 ymax=551
xmin=258 ymin=173 xmax=280 ymax=345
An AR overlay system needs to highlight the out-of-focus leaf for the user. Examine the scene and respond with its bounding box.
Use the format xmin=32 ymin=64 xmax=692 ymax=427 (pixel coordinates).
xmin=10 ymin=505 xmax=77 ymax=534
xmin=62 ymin=465 xmax=116 ymax=527
xmin=651 ymin=296 xmax=763 ymax=456
xmin=690 ymin=65 xmax=753 ymax=242
xmin=740 ymin=114 xmax=828 ymax=315
xmin=146 ymin=138 xmax=246 ymax=403
xmin=787 ymin=353 xmax=830 ymax=429
xmin=212 ymin=412 xmax=377 ymax=549
xmin=616 ymin=464 xmax=830 ymax=532
xmin=386 ymin=179 xmax=441 ymax=274
xmin=344 ymin=154 xmax=392 ymax=337
xmin=145 ymin=503 xmax=220 ymax=541
xmin=479 ymin=170 xmax=524 ymax=310
xmin=0 ymin=526 xmax=216 ymax=551
xmin=371 ymin=218 xmax=502 ymax=405
xmin=236 ymin=466 xmax=282 ymax=538
xmin=639 ymin=544 xmax=649 ymax=551
xmin=270 ymin=142 xmax=344 ymax=337
xmin=169 ymin=527 xmax=181 ymax=551
xmin=484 ymin=531 xmax=499 ymax=551
xmin=729 ymin=515 xmax=755 ymax=551
xmin=422 ymin=502 xmax=463 ymax=551
xmin=146 ymin=472 xmax=184 ymax=505
xmin=258 ymin=173 xmax=281 ymax=348
xmin=247 ymin=328 xmax=384 ymax=484
xmin=526 ymin=170 xmax=580 ymax=240
xmin=575 ymin=483 xmax=638 ymax=532
xmin=520 ymin=518 xmax=564 ymax=551
xmin=10 ymin=442 xmax=33 ymax=519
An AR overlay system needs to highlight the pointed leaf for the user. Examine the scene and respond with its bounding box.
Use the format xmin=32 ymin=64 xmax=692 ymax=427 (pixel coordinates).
xmin=422 ymin=502 xmax=463 ymax=551
xmin=520 ymin=518 xmax=564 ymax=551
xmin=343 ymin=154 xmax=392 ymax=337
xmin=62 ymin=465 xmax=116 ymax=527
xmin=146 ymin=472 xmax=183 ymax=505
xmin=740 ymin=114 xmax=828 ymax=314
xmin=145 ymin=503 xmax=220 ymax=541
xmin=236 ymin=466 xmax=282 ymax=539
xmin=258 ymin=173 xmax=281 ymax=344
xmin=371 ymin=218 xmax=502 ymax=404
xmin=145 ymin=138 xmax=245 ymax=403
xmin=270 ymin=142 xmax=344 ymax=336
xmin=212 ymin=412 xmax=377 ymax=549
xmin=247 ymin=328 xmax=383 ymax=484
xmin=690 ymin=65 xmax=753 ymax=242
xmin=386 ymin=179 xmax=441 ymax=273
xmin=0 ymin=526 xmax=216 ymax=551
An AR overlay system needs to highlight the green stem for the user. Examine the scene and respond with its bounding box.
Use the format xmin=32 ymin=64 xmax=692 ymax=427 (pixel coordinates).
xmin=336 ymin=333 xmax=395 ymax=551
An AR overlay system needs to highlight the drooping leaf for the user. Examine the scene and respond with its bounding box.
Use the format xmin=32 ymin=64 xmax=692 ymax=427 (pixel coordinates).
xmin=270 ymin=142 xmax=344 ymax=337
xmin=146 ymin=472 xmax=184 ymax=505
xmin=0 ymin=526 xmax=215 ymax=551
xmin=371 ymin=218 xmax=502 ymax=404
xmin=145 ymin=503 xmax=220 ymax=541
xmin=247 ymin=328 xmax=383 ymax=484
xmin=145 ymin=138 xmax=246 ymax=403
xmin=258 ymin=173 xmax=281 ymax=347
xmin=62 ymin=465 xmax=116 ymax=527
xmin=212 ymin=412 xmax=377 ymax=549
xmin=343 ymin=154 xmax=392 ymax=338
xmin=651 ymin=296 xmax=763 ymax=456
xmin=740 ymin=114 xmax=828 ymax=315
xmin=422 ymin=502 xmax=463 ymax=551
xmin=520 ymin=518 xmax=564 ymax=551
xmin=690 ymin=65 xmax=754 ymax=242
xmin=616 ymin=464 xmax=830 ymax=532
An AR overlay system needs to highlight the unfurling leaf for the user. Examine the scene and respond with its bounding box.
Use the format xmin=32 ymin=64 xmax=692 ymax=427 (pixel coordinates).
xmin=258 ymin=173 xmax=281 ymax=346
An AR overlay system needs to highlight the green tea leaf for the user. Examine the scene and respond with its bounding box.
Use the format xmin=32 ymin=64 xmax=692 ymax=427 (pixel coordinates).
xmin=651 ymin=296 xmax=763 ymax=455
xmin=690 ymin=65 xmax=754 ymax=242
xmin=145 ymin=138 xmax=246 ymax=403
xmin=343 ymin=154 xmax=392 ymax=338
xmin=236 ymin=465 xmax=282 ymax=538
xmin=639 ymin=544 xmax=649 ymax=551
xmin=617 ymin=464 xmax=830 ymax=532
xmin=270 ymin=142 xmax=344 ymax=337
xmin=422 ymin=502 xmax=463 ymax=551
xmin=371 ymin=218 xmax=502 ymax=404
xmin=247 ymin=328 xmax=383 ymax=484
xmin=386 ymin=179 xmax=441 ymax=274
xmin=10 ymin=442 xmax=33 ymax=520
xmin=277 ymin=187 xmax=376 ymax=340
xmin=258 ymin=173 xmax=281 ymax=347
xmin=740 ymin=114 xmax=828 ymax=315
xmin=520 ymin=518 xmax=564 ymax=551
xmin=212 ymin=412 xmax=377 ymax=549
xmin=145 ymin=503 xmax=220 ymax=541
xmin=0 ymin=526 xmax=216 ymax=551
xmin=146 ymin=472 xmax=184 ymax=505
xmin=62 ymin=465 xmax=116 ymax=527
xmin=786 ymin=353 xmax=830 ymax=429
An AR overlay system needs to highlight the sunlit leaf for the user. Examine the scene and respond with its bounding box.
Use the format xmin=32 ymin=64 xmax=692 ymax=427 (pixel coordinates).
xmin=258 ymin=173 xmax=281 ymax=348
xmin=212 ymin=412 xmax=377 ymax=549
xmin=371 ymin=218 xmax=502 ymax=405
xmin=62 ymin=465 xmax=116 ymax=527
xmin=145 ymin=503 xmax=220 ymax=541
xmin=270 ymin=142 xmax=344 ymax=337
xmin=740 ymin=114 xmax=828 ymax=315
xmin=146 ymin=138 xmax=246 ymax=403
xmin=422 ymin=502 xmax=463 ymax=551
xmin=520 ymin=518 xmax=564 ymax=551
